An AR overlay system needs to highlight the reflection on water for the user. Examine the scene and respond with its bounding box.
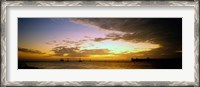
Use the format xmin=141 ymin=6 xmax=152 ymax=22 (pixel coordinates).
xmin=18 ymin=60 xmax=182 ymax=69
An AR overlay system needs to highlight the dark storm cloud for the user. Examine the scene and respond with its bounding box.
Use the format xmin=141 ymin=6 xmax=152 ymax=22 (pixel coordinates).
xmin=71 ymin=18 xmax=153 ymax=32
xmin=132 ymin=48 xmax=182 ymax=58
xmin=106 ymin=33 xmax=123 ymax=38
xmin=93 ymin=37 xmax=110 ymax=42
xmin=18 ymin=47 xmax=44 ymax=54
xmin=71 ymin=18 xmax=182 ymax=57
xmin=90 ymin=33 xmax=123 ymax=42
xmin=51 ymin=46 xmax=111 ymax=57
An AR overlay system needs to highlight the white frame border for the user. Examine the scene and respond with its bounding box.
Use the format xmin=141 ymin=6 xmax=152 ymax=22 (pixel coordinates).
xmin=1 ymin=1 xmax=199 ymax=87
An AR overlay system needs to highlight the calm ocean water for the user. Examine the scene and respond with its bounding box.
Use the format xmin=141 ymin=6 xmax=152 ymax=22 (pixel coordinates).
xmin=19 ymin=60 xmax=182 ymax=69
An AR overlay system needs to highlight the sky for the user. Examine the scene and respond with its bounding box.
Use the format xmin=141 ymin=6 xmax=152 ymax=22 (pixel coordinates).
xmin=18 ymin=18 xmax=182 ymax=61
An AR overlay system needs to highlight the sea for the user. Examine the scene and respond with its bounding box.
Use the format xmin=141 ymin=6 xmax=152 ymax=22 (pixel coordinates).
xmin=19 ymin=60 xmax=182 ymax=69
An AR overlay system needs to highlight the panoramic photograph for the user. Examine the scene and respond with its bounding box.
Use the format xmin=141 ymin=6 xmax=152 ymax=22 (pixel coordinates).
xmin=18 ymin=18 xmax=182 ymax=69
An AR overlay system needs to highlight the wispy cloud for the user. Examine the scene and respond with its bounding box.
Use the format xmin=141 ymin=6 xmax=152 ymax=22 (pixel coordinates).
xmin=46 ymin=39 xmax=88 ymax=47
xmin=51 ymin=46 xmax=111 ymax=57
xmin=18 ymin=47 xmax=44 ymax=54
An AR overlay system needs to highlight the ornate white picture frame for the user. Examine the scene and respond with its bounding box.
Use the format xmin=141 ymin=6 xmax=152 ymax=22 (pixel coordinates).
xmin=1 ymin=1 xmax=199 ymax=87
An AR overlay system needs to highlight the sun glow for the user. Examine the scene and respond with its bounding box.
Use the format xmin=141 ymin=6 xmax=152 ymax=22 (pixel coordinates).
xmin=80 ymin=40 xmax=160 ymax=54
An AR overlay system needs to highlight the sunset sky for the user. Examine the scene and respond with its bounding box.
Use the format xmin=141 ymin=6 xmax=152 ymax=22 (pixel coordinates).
xmin=18 ymin=18 xmax=182 ymax=61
